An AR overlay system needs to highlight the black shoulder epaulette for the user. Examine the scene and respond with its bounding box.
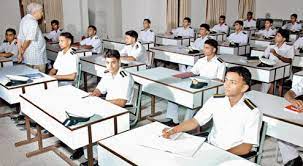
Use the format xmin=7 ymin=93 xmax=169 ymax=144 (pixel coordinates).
xmin=217 ymin=57 xmax=224 ymax=63
xmin=3 ymin=40 xmax=8 ymax=43
xmin=71 ymin=48 xmax=76 ymax=55
xmin=242 ymin=31 xmax=247 ymax=34
xmin=71 ymin=48 xmax=76 ymax=51
xmin=189 ymin=27 xmax=193 ymax=29
xmin=150 ymin=29 xmax=153 ymax=32
xmin=141 ymin=29 xmax=144 ymax=31
xmin=213 ymin=94 xmax=225 ymax=98
xmin=14 ymin=41 xmax=17 ymax=45
xmin=136 ymin=44 xmax=139 ymax=49
xmin=104 ymin=70 xmax=109 ymax=73
xmin=120 ymin=71 xmax=127 ymax=77
xmin=94 ymin=36 xmax=99 ymax=39
xmin=244 ymin=98 xmax=257 ymax=110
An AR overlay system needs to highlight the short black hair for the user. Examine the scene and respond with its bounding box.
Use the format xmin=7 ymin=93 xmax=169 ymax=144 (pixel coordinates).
xmin=143 ymin=19 xmax=151 ymax=24
xmin=265 ymin=18 xmax=273 ymax=24
xmin=205 ymin=39 xmax=218 ymax=54
xmin=60 ymin=32 xmax=74 ymax=44
xmin=6 ymin=28 xmax=16 ymax=35
xmin=291 ymin=13 xmax=298 ymax=19
xmin=105 ymin=49 xmax=120 ymax=60
xmin=125 ymin=30 xmax=138 ymax=41
xmin=88 ymin=25 xmax=97 ymax=32
xmin=219 ymin=15 xmax=226 ymax=20
xmin=234 ymin=20 xmax=244 ymax=26
xmin=200 ymin=23 xmax=210 ymax=31
xmin=184 ymin=17 xmax=191 ymax=23
xmin=247 ymin=11 xmax=253 ymax=16
xmin=277 ymin=28 xmax=289 ymax=42
xmin=51 ymin=20 xmax=59 ymax=25
xmin=226 ymin=66 xmax=252 ymax=89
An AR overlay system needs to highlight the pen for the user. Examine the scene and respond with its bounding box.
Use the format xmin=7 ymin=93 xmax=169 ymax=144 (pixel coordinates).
xmin=159 ymin=127 xmax=174 ymax=137
xmin=81 ymin=94 xmax=90 ymax=99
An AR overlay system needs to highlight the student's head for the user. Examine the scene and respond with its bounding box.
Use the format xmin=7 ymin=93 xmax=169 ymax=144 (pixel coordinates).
xmin=124 ymin=30 xmax=138 ymax=44
xmin=290 ymin=14 xmax=298 ymax=23
xmin=219 ymin=15 xmax=226 ymax=24
xmin=275 ymin=29 xmax=289 ymax=43
xmin=87 ymin=25 xmax=97 ymax=37
xmin=264 ymin=19 xmax=273 ymax=29
xmin=27 ymin=3 xmax=43 ymax=20
xmin=234 ymin=20 xmax=243 ymax=31
xmin=183 ymin=17 xmax=191 ymax=27
xmin=224 ymin=66 xmax=251 ymax=97
xmin=51 ymin=20 xmax=59 ymax=31
xmin=5 ymin=28 xmax=16 ymax=43
xmin=143 ymin=19 xmax=151 ymax=29
xmin=247 ymin=11 xmax=253 ymax=20
xmin=105 ymin=49 xmax=121 ymax=74
xmin=59 ymin=32 xmax=73 ymax=49
xmin=199 ymin=24 xmax=210 ymax=37
xmin=203 ymin=39 xmax=218 ymax=57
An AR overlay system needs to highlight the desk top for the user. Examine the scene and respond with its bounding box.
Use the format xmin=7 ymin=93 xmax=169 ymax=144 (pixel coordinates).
xmin=247 ymin=90 xmax=303 ymax=127
xmin=294 ymin=70 xmax=303 ymax=77
xmin=218 ymin=54 xmax=290 ymax=71
xmin=156 ymin=33 xmax=194 ymax=40
xmin=150 ymin=45 xmax=203 ymax=56
xmin=130 ymin=67 xmax=223 ymax=94
xmin=98 ymin=122 xmax=257 ymax=166
xmin=20 ymin=85 xmax=129 ymax=131
xmin=250 ymin=36 xmax=274 ymax=42
xmin=103 ymin=37 xmax=152 ymax=45
xmin=0 ymin=57 xmax=12 ymax=63
xmin=0 ymin=65 xmax=56 ymax=89
xmin=80 ymin=54 xmax=145 ymax=68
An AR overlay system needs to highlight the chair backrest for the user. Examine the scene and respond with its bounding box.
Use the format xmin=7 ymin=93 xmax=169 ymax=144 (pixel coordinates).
xmin=255 ymin=121 xmax=268 ymax=164
xmin=74 ymin=59 xmax=82 ymax=88
xmin=145 ymin=50 xmax=155 ymax=68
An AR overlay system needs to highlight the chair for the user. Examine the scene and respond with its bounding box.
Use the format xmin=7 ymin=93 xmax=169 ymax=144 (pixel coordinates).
xmin=125 ymin=83 xmax=143 ymax=127
xmin=75 ymin=59 xmax=82 ymax=88
xmin=145 ymin=50 xmax=155 ymax=69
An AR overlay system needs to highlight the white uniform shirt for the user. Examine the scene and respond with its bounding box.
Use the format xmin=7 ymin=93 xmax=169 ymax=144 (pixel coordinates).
xmin=53 ymin=48 xmax=78 ymax=76
xmin=0 ymin=39 xmax=18 ymax=62
xmin=227 ymin=31 xmax=248 ymax=46
xmin=244 ymin=19 xmax=257 ymax=28
xmin=96 ymin=69 xmax=134 ymax=102
xmin=294 ymin=37 xmax=303 ymax=50
xmin=212 ymin=23 xmax=229 ymax=33
xmin=263 ymin=42 xmax=294 ymax=63
xmin=80 ymin=35 xmax=102 ymax=53
xmin=256 ymin=27 xmax=277 ymax=38
xmin=120 ymin=41 xmax=147 ymax=64
xmin=291 ymin=79 xmax=303 ymax=96
xmin=282 ymin=22 xmax=302 ymax=32
xmin=172 ymin=27 xmax=195 ymax=37
xmin=191 ymin=35 xmax=211 ymax=50
xmin=138 ymin=28 xmax=155 ymax=43
xmin=45 ymin=29 xmax=62 ymax=42
xmin=191 ymin=56 xmax=226 ymax=80
xmin=194 ymin=94 xmax=262 ymax=150
xmin=18 ymin=14 xmax=47 ymax=65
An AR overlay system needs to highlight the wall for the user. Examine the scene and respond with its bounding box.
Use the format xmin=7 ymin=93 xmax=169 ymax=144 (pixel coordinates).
xmin=190 ymin=0 xmax=207 ymax=28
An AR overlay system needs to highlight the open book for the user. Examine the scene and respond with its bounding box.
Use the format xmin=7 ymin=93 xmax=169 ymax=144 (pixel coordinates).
xmin=173 ymin=72 xmax=193 ymax=79
xmin=138 ymin=132 xmax=206 ymax=158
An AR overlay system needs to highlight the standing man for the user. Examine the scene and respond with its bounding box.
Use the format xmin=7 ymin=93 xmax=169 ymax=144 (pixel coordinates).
xmin=17 ymin=2 xmax=47 ymax=73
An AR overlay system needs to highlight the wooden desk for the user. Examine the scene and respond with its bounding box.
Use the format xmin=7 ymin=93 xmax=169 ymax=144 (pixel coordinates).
xmin=150 ymin=45 xmax=203 ymax=66
xmin=97 ymin=122 xmax=258 ymax=166
xmin=0 ymin=57 xmax=13 ymax=68
xmin=155 ymin=34 xmax=194 ymax=46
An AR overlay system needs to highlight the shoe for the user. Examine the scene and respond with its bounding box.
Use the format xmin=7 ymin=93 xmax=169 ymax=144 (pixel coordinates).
xmin=80 ymin=159 xmax=98 ymax=166
xmin=16 ymin=121 xmax=25 ymax=126
xmin=69 ymin=148 xmax=84 ymax=160
xmin=12 ymin=115 xmax=25 ymax=121
xmin=158 ymin=118 xmax=179 ymax=127
xmin=285 ymin=156 xmax=303 ymax=166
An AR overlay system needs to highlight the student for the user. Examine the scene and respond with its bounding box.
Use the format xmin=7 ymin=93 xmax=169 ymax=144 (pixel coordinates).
xmin=211 ymin=15 xmax=229 ymax=34
xmin=162 ymin=66 xmax=262 ymax=157
xmin=78 ymin=25 xmax=102 ymax=54
xmin=0 ymin=28 xmax=18 ymax=62
xmin=255 ymin=18 xmax=277 ymax=38
xmin=294 ymin=36 xmax=303 ymax=53
xmin=243 ymin=11 xmax=256 ymax=28
xmin=138 ymin=18 xmax=155 ymax=43
xmin=168 ymin=17 xmax=195 ymax=37
xmin=120 ymin=30 xmax=147 ymax=64
xmin=278 ymin=82 xmax=303 ymax=166
xmin=70 ymin=49 xmax=134 ymax=166
xmin=164 ymin=39 xmax=226 ymax=126
xmin=282 ymin=14 xmax=302 ymax=32
xmin=227 ymin=20 xmax=248 ymax=46
xmin=48 ymin=32 xmax=77 ymax=86
xmin=179 ymin=23 xmax=212 ymax=72
xmin=44 ymin=20 xmax=61 ymax=42
xmin=261 ymin=29 xmax=294 ymax=95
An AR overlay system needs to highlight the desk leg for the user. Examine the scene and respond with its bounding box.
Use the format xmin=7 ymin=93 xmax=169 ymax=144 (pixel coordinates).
xmin=87 ymin=125 xmax=94 ymax=166
xmin=0 ymin=103 xmax=19 ymax=119
xmin=145 ymin=95 xmax=162 ymax=121
xmin=84 ymin=72 xmax=88 ymax=92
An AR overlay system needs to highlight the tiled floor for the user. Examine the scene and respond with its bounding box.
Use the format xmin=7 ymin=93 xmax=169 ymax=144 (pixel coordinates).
xmin=0 ymin=76 xmax=301 ymax=166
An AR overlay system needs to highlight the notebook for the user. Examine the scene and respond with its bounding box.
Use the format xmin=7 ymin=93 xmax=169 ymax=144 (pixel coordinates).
xmin=173 ymin=72 xmax=193 ymax=79
xmin=284 ymin=105 xmax=303 ymax=114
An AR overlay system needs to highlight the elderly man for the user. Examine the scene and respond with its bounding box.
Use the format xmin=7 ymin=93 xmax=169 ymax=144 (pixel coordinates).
xmin=17 ymin=2 xmax=47 ymax=72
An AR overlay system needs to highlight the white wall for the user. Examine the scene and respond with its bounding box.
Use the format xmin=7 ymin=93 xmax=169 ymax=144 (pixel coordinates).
xmin=190 ymin=0 xmax=207 ymax=28
xmin=0 ymin=0 xmax=21 ymax=41
xmin=256 ymin=0 xmax=303 ymax=20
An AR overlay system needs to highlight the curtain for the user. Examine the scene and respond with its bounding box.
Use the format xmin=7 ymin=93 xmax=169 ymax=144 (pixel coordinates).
xmin=206 ymin=0 xmax=226 ymax=26
xmin=166 ymin=0 xmax=178 ymax=31
xmin=238 ymin=0 xmax=256 ymax=19
xmin=178 ymin=0 xmax=190 ymax=26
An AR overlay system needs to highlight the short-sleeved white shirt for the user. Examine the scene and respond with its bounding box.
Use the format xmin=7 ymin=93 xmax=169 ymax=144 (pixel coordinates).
xmin=80 ymin=35 xmax=102 ymax=53
xmin=263 ymin=42 xmax=294 ymax=63
xmin=194 ymin=94 xmax=262 ymax=150
xmin=191 ymin=35 xmax=212 ymax=50
xmin=138 ymin=28 xmax=155 ymax=43
xmin=256 ymin=27 xmax=277 ymax=38
xmin=243 ymin=19 xmax=256 ymax=28
xmin=45 ymin=29 xmax=62 ymax=42
xmin=212 ymin=24 xmax=229 ymax=34
xmin=227 ymin=31 xmax=248 ymax=46
xmin=291 ymin=79 xmax=303 ymax=97
xmin=294 ymin=37 xmax=303 ymax=50
xmin=53 ymin=48 xmax=78 ymax=76
xmin=282 ymin=22 xmax=302 ymax=32
xmin=0 ymin=39 xmax=18 ymax=62
xmin=191 ymin=56 xmax=226 ymax=80
xmin=119 ymin=41 xmax=147 ymax=64
xmin=172 ymin=27 xmax=195 ymax=37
